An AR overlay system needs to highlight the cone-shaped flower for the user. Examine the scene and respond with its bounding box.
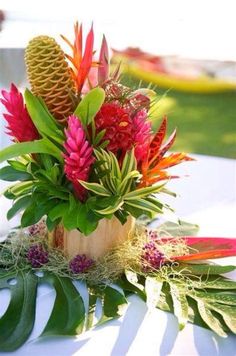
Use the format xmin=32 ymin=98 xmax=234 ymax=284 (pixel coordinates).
xmin=63 ymin=115 xmax=95 ymax=201
xmin=25 ymin=36 xmax=76 ymax=124
xmin=0 ymin=83 xmax=39 ymax=142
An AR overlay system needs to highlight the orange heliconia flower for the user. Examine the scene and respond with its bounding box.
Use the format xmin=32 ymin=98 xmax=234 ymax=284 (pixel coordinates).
xmin=139 ymin=116 xmax=194 ymax=188
xmin=61 ymin=22 xmax=99 ymax=93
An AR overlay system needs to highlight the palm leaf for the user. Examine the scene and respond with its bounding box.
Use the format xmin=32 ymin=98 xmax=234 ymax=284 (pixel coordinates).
xmin=196 ymin=299 xmax=227 ymax=337
xmin=169 ymin=282 xmax=189 ymax=330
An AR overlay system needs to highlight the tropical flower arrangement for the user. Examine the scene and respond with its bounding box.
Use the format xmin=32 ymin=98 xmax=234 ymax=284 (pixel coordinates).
xmin=0 ymin=23 xmax=236 ymax=352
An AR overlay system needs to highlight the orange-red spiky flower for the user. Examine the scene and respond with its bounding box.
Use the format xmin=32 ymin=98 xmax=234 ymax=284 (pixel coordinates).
xmin=139 ymin=116 xmax=194 ymax=188
xmin=61 ymin=22 xmax=98 ymax=93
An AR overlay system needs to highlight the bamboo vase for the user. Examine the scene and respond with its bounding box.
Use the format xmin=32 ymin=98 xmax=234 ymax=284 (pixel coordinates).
xmin=49 ymin=216 xmax=135 ymax=259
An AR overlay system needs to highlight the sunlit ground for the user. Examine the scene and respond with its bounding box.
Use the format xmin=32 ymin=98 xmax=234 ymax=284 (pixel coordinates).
xmin=122 ymin=75 xmax=236 ymax=158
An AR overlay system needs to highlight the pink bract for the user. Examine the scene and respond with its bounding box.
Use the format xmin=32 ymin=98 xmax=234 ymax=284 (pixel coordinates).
xmin=63 ymin=115 xmax=95 ymax=201
xmin=0 ymin=83 xmax=39 ymax=142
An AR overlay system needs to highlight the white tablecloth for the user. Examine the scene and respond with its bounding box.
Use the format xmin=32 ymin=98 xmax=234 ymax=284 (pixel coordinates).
xmin=0 ymin=155 xmax=236 ymax=355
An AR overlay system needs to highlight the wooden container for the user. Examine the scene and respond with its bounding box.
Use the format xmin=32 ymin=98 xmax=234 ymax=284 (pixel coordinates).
xmin=49 ymin=216 xmax=135 ymax=259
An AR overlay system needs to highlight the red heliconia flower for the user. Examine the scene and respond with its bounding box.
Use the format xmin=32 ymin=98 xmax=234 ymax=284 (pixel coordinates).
xmin=63 ymin=115 xmax=95 ymax=201
xmin=159 ymin=236 xmax=236 ymax=261
xmin=0 ymin=83 xmax=39 ymax=142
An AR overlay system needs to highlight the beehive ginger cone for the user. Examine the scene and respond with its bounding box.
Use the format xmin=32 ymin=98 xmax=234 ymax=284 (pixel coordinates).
xmin=25 ymin=35 xmax=76 ymax=123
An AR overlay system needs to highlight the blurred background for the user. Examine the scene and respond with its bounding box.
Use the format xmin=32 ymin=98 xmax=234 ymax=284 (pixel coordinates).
xmin=0 ymin=0 xmax=236 ymax=158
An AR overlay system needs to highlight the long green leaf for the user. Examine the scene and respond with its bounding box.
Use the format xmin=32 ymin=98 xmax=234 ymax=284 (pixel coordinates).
xmin=118 ymin=170 xmax=141 ymax=196
xmin=121 ymin=149 xmax=136 ymax=179
xmin=175 ymin=263 xmax=236 ymax=276
xmin=125 ymin=198 xmax=163 ymax=214
xmin=95 ymin=197 xmax=124 ymax=215
xmin=0 ymin=166 xmax=32 ymax=181
xmin=7 ymin=195 xmax=32 ymax=220
xmin=24 ymin=89 xmax=64 ymax=144
xmin=0 ymin=139 xmax=63 ymax=163
xmin=124 ymin=182 xmax=165 ymax=200
xmin=79 ymin=181 xmax=111 ymax=196
xmin=110 ymin=151 xmax=122 ymax=182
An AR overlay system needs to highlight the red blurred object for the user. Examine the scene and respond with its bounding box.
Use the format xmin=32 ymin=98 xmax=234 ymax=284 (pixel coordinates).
xmin=161 ymin=237 xmax=236 ymax=261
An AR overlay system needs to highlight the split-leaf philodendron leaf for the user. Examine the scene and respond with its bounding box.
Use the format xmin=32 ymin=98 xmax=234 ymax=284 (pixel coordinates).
xmin=0 ymin=263 xmax=236 ymax=351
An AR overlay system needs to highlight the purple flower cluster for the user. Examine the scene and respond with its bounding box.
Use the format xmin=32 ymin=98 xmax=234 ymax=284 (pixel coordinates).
xmin=27 ymin=244 xmax=49 ymax=268
xmin=69 ymin=254 xmax=94 ymax=274
xmin=142 ymin=240 xmax=165 ymax=272
xmin=28 ymin=219 xmax=47 ymax=237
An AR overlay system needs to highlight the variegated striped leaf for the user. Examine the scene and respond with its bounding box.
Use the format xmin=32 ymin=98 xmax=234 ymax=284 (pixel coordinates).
xmin=79 ymin=181 xmax=111 ymax=196
xmin=95 ymin=197 xmax=124 ymax=215
xmin=121 ymin=149 xmax=137 ymax=179
xmin=124 ymin=182 xmax=166 ymax=200
xmin=125 ymin=198 xmax=163 ymax=214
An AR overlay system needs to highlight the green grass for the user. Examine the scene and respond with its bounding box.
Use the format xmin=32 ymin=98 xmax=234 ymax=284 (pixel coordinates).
xmin=121 ymin=75 xmax=236 ymax=158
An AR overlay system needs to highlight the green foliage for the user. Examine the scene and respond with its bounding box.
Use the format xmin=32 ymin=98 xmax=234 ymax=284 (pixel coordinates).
xmin=0 ymin=264 xmax=235 ymax=352
xmin=24 ymin=89 xmax=64 ymax=145
xmin=156 ymin=269 xmax=236 ymax=337
xmin=80 ymin=149 xmax=165 ymax=221
xmin=0 ymin=166 xmax=32 ymax=181
xmin=0 ymin=271 xmax=38 ymax=352
xmin=74 ymin=88 xmax=105 ymax=127
xmin=157 ymin=220 xmax=200 ymax=237
xmin=0 ymin=270 xmax=127 ymax=352
xmin=0 ymin=139 xmax=63 ymax=163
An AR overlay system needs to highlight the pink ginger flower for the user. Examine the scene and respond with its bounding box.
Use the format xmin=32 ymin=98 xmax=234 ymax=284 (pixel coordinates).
xmin=132 ymin=109 xmax=152 ymax=162
xmin=0 ymin=83 xmax=39 ymax=142
xmin=63 ymin=115 xmax=95 ymax=201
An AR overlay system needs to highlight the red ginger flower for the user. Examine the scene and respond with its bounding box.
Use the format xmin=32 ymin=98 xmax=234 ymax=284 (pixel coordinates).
xmin=95 ymin=103 xmax=151 ymax=162
xmin=95 ymin=103 xmax=133 ymax=156
xmin=63 ymin=115 xmax=95 ymax=201
xmin=0 ymin=83 xmax=39 ymax=142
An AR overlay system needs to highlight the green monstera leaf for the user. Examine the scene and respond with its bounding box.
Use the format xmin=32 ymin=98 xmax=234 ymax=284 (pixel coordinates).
xmin=0 ymin=270 xmax=127 ymax=352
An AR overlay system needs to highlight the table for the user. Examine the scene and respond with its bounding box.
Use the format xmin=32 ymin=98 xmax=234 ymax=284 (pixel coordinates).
xmin=0 ymin=155 xmax=236 ymax=355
